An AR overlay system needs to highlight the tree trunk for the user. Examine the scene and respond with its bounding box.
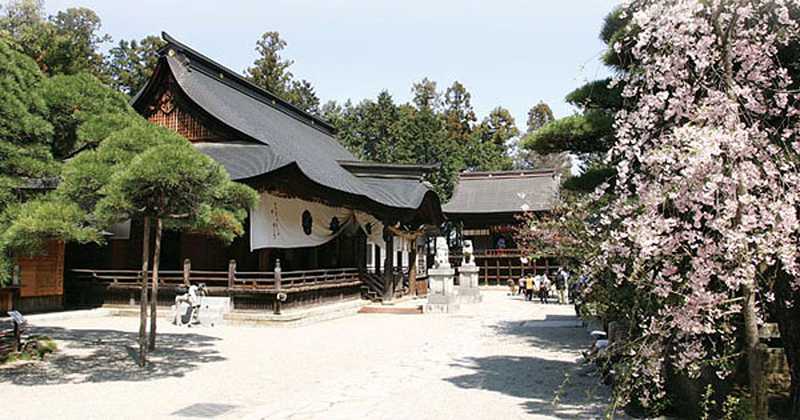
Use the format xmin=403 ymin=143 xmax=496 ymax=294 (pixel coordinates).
xmin=138 ymin=217 xmax=151 ymax=367
xmin=768 ymin=270 xmax=800 ymax=418
xmin=148 ymin=218 xmax=162 ymax=351
xmin=742 ymin=281 xmax=767 ymax=419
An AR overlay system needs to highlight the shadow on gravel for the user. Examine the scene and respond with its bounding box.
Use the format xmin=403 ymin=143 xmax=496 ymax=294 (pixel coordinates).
xmin=0 ymin=325 xmax=224 ymax=385
xmin=446 ymin=355 xmax=609 ymax=418
xmin=447 ymin=312 xmax=615 ymax=418
xmin=490 ymin=314 xmax=589 ymax=353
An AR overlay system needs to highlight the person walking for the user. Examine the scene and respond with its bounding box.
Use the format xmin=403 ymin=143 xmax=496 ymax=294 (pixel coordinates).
xmin=525 ymin=275 xmax=535 ymax=301
xmin=518 ymin=276 xmax=525 ymax=296
xmin=539 ymin=272 xmax=551 ymax=304
xmin=556 ymin=268 xmax=569 ymax=304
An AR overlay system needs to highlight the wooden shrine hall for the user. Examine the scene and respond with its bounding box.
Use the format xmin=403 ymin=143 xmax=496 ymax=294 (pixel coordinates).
xmin=65 ymin=33 xmax=444 ymax=311
xmin=443 ymin=170 xmax=560 ymax=285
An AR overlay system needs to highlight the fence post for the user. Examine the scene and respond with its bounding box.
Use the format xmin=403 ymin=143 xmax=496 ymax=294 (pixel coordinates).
xmin=183 ymin=259 xmax=191 ymax=286
xmin=273 ymin=259 xmax=282 ymax=315
xmin=227 ymin=259 xmax=236 ymax=289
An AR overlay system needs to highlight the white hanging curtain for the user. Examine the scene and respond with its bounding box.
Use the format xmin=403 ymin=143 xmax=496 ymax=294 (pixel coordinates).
xmin=250 ymin=192 xmax=355 ymax=250
xmin=354 ymin=211 xmax=385 ymax=248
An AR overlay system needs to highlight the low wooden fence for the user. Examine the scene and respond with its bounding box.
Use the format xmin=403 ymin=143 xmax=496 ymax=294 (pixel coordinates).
xmin=68 ymin=259 xmax=362 ymax=314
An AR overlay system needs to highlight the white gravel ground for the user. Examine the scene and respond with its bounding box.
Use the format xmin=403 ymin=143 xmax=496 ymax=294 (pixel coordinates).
xmin=0 ymin=290 xmax=616 ymax=419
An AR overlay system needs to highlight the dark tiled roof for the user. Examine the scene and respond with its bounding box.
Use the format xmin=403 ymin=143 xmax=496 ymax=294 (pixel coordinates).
xmin=133 ymin=33 xmax=441 ymax=218
xmin=193 ymin=142 xmax=287 ymax=180
xmin=443 ymin=170 xmax=559 ymax=214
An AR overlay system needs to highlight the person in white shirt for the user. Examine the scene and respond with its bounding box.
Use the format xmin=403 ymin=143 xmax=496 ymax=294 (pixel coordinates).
xmin=539 ymin=273 xmax=551 ymax=304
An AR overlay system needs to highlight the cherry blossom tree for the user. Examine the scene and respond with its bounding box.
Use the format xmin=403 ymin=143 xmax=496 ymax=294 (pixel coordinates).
xmin=587 ymin=0 xmax=800 ymax=416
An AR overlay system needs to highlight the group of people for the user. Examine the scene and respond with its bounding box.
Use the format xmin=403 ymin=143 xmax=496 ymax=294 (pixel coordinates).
xmin=511 ymin=268 xmax=571 ymax=304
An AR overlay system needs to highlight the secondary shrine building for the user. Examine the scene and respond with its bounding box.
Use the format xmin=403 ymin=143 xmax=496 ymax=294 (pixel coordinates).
xmin=443 ymin=170 xmax=560 ymax=285
xmin=63 ymin=33 xmax=443 ymax=311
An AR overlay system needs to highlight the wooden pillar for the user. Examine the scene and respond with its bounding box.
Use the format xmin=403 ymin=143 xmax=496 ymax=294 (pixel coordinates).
xmin=227 ymin=259 xmax=236 ymax=289
xmin=182 ymin=258 xmax=191 ymax=286
xmin=374 ymin=243 xmax=382 ymax=274
xmin=408 ymin=242 xmax=418 ymax=296
xmin=382 ymin=225 xmax=394 ymax=301
xmin=258 ymin=249 xmax=272 ymax=271
xmin=356 ymin=230 xmax=367 ymax=273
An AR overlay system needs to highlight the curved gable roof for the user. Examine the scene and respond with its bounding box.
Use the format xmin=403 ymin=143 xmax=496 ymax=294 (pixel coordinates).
xmin=132 ymin=33 xmax=442 ymax=223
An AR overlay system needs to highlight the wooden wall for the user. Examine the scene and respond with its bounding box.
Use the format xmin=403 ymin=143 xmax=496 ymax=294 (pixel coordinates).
xmin=0 ymin=289 xmax=14 ymax=312
xmin=17 ymin=241 xmax=64 ymax=298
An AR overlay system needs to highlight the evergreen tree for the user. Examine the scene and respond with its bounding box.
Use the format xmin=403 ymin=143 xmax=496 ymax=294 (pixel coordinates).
xmin=411 ymin=78 xmax=440 ymax=111
xmin=0 ymin=37 xmax=56 ymax=280
xmin=525 ymin=101 xmax=554 ymax=133
xmin=105 ymin=35 xmax=165 ymax=96
xmin=245 ymin=31 xmax=293 ymax=95
xmin=0 ymin=1 xmax=110 ymax=80
xmin=244 ymin=31 xmax=321 ymax=115
xmin=516 ymin=101 xmax=570 ymax=174
xmin=520 ymin=7 xmax=628 ymax=192
xmin=41 ymin=72 xmax=135 ymax=159
xmin=442 ymin=81 xmax=476 ymax=144
xmin=96 ymin=142 xmax=256 ymax=356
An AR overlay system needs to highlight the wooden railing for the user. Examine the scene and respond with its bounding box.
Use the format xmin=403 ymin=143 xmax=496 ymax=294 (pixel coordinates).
xmin=69 ymin=260 xmax=360 ymax=294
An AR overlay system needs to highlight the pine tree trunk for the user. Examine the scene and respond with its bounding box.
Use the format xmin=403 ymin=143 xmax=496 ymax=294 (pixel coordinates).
xmin=742 ymin=281 xmax=767 ymax=419
xmin=138 ymin=217 xmax=150 ymax=367
xmin=148 ymin=218 xmax=162 ymax=351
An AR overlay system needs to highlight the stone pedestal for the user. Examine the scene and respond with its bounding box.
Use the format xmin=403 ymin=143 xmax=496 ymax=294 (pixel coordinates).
xmin=457 ymin=263 xmax=482 ymax=304
xmin=424 ymin=266 xmax=459 ymax=313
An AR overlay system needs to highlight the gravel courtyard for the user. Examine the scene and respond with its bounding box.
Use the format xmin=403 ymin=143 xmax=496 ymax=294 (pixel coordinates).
xmin=0 ymin=291 xmax=614 ymax=419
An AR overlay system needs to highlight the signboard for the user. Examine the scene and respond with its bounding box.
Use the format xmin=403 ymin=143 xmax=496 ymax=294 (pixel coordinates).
xmin=7 ymin=310 xmax=25 ymax=325
xmin=463 ymin=229 xmax=490 ymax=237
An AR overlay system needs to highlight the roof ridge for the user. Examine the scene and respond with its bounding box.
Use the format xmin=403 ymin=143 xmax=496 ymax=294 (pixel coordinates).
xmin=459 ymin=169 xmax=556 ymax=179
xmin=160 ymin=32 xmax=336 ymax=135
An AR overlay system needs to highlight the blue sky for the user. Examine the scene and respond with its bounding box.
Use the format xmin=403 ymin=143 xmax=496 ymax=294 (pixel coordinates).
xmin=45 ymin=0 xmax=618 ymax=126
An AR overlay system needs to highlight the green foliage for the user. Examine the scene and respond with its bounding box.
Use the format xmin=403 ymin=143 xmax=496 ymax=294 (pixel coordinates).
xmin=522 ymin=111 xmax=614 ymax=155
xmin=326 ymin=79 xmax=527 ymax=198
xmin=526 ymin=101 xmax=555 ymax=133
xmin=411 ymin=78 xmax=441 ymax=111
xmin=601 ymin=6 xmax=636 ymax=70
xmin=462 ymin=106 xmax=517 ymax=172
xmin=476 ymin=106 xmax=519 ymax=146
xmin=443 ymin=81 xmax=476 ymax=143
xmin=104 ymin=35 xmax=165 ymax=95
xmin=0 ymin=1 xmax=109 ymax=80
xmin=522 ymin=111 xmax=614 ymax=154
xmin=46 ymin=7 xmax=110 ymax=78
xmin=395 ymin=104 xmax=461 ymax=199
xmin=0 ymin=37 xmax=53 ymax=168
xmin=40 ymin=72 xmax=135 ymax=158
xmin=517 ymin=7 xmax=628 ymax=192
xmin=1 ymin=335 xmax=57 ymax=363
xmin=564 ymin=78 xmax=623 ymax=111
xmin=0 ymin=198 xmax=99 ymax=254
xmin=76 ymin=112 xmax=144 ymax=148
xmin=245 ymin=31 xmax=320 ymax=115
xmin=96 ymin=143 xmax=257 ymax=243
xmin=58 ymin=121 xmax=187 ymax=211
xmin=0 ymin=35 xmax=56 ymax=285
